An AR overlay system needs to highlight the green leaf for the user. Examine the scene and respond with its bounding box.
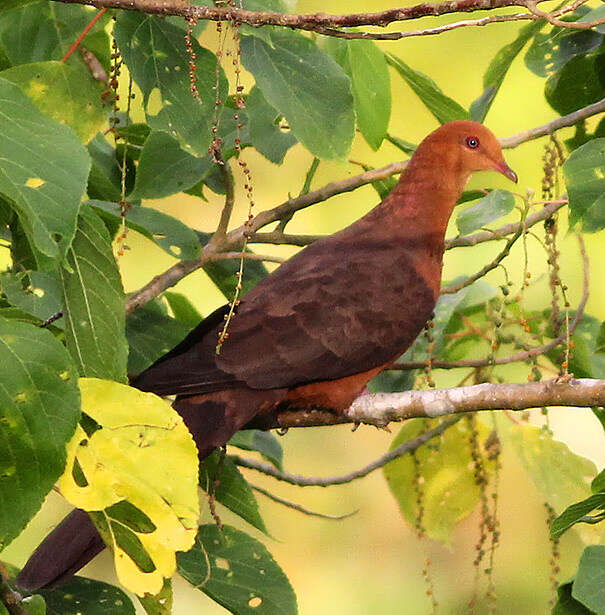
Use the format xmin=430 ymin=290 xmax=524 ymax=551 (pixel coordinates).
xmin=0 ymin=271 xmax=63 ymax=326
xmin=60 ymin=207 xmax=128 ymax=382
xmin=510 ymin=424 xmax=597 ymax=518
xmin=0 ymin=61 xmax=106 ymax=143
xmin=551 ymin=493 xmax=605 ymax=538
xmin=0 ymin=319 xmax=80 ymax=549
xmin=471 ymin=21 xmax=543 ymax=122
xmin=580 ymin=5 xmax=605 ymax=33
xmin=178 ymin=524 xmax=297 ymax=615
xmin=87 ymin=135 xmax=128 ymax=203
xmin=200 ymin=452 xmax=268 ymax=535
xmin=114 ymin=13 xmax=228 ymax=157
xmin=384 ymin=418 xmax=494 ymax=543
xmin=545 ymin=52 xmax=605 ymax=116
xmin=130 ymin=131 xmax=213 ymax=200
xmin=138 ymin=579 xmax=172 ymax=615
xmin=564 ymin=138 xmax=605 ymax=232
xmin=247 ymin=87 xmax=297 ymax=164
xmin=525 ymin=29 xmax=603 ymax=78
xmin=0 ymin=2 xmax=109 ymax=65
xmin=325 ymin=37 xmax=391 ymax=150
xmin=91 ymin=200 xmax=201 ymax=260
xmin=592 ymin=468 xmax=605 ymax=493
xmin=241 ymin=29 xmax=354 ymax=160
xmin=126 ymin=301 xmax=192 ymax=375
xmin=21 ymin=595 xmax=46 ymax=615
xmin=37 ymin=576 xmax=136 ymax=615
xmin=0 ymin=77 xmax=90 ymax=268
xmin=228 ymin=431 xmax=283 ymax=470
xmin=386 ymin=53 xmax=470 ymax=124
xmin=163 ymin=292 xmax=202 ymax=326
xmin=456 ymin=190 xmax=515 ymax=235
xmin=553 ymin=582 xmax=594 ymax=615
xmin=573 ymin=546 xmax=605 ymax=614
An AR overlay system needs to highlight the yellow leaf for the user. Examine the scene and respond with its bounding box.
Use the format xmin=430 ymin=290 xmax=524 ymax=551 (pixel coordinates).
xmin=59 ymin=378 xmax=200 ymax=596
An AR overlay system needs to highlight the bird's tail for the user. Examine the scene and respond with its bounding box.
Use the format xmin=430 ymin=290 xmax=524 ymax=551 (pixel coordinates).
xmin=17 ymin=388 xmax=284 ymax=591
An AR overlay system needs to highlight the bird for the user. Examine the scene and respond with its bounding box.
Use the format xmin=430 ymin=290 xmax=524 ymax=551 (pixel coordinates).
xmin=17 ymin=120 xmax=517 ymax=591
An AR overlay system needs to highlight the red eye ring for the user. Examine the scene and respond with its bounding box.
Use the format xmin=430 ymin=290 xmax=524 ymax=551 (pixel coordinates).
xmin=466 ymin=136 xmax=480 ymax=149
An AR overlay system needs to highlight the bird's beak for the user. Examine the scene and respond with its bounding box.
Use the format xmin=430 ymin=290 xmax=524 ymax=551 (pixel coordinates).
xmin=494 ymin=160 xmax=518 ymax=183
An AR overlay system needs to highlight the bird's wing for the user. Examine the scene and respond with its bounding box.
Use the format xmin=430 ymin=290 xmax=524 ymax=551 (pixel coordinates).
xmin=132 ymin=232 xmax=439 ymax=396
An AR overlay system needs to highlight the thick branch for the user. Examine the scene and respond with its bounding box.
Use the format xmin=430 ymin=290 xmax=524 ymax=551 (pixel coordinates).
xmin=255 ymin=377 xmax=605 ymax=429
xmin=52 ymin=0 xmax=549 ymax=30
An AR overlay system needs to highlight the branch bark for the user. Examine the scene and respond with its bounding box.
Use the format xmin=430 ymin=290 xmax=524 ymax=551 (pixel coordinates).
xmin=253 ymin=377 xmax=605 ymax=429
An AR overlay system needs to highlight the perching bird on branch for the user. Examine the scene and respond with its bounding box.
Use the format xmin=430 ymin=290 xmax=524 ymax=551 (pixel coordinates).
xmin=18 ymin=120 xmax=517 ymax=591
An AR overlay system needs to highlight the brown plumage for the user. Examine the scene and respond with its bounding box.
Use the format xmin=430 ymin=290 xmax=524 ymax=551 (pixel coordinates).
xmin=17 ymin=121 xmax=517 ymax=591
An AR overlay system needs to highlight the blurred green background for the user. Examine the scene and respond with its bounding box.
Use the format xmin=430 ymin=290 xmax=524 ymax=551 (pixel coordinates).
xmin=5 ymin=1 xmax=605 ymax=613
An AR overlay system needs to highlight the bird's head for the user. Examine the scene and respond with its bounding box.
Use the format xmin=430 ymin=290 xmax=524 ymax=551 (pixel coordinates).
xmin=419 ymin=120 xmax=518 ymax=184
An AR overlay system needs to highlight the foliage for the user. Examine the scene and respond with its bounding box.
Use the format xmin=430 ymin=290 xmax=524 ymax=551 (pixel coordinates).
xmin=0 ymin=2 xmax=604 ymax=614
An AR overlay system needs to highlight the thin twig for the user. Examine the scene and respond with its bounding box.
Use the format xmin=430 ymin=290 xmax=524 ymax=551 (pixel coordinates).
xmin=250 ymin=483 xmax=358 ymax=519
xmin=525 ymin=0 xmax=605 ymax=29
xmin=211 ymin=153 xmax=235 ymax=243
xmin=232 ymin=417 xmax=459 ymax=486
xmin=61 ymin=7 xmax=108 ymax=62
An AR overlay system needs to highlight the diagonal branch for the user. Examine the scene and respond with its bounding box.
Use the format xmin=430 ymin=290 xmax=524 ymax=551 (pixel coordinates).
xmin=231 ymin=417 xmax=460 ymax=486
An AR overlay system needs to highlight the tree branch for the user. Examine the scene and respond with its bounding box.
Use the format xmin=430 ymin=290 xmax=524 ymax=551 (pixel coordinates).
xmin=232 ymin=417 xmax=460 ymax=486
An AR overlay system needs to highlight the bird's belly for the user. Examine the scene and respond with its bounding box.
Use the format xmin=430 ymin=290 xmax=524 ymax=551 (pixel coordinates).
xmin=284 ymin=364 xmax=386 ymax=411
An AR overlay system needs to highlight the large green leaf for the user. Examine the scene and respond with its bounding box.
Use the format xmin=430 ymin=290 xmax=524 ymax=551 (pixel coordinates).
xmin=0 ymin=319 xmax=80 ymax=549
xmin=178 ymin=524 xmax=297 ymax=615
xmin=91 ymin=200 xmax=201 ymax=260
xmin=246 ymin=86 xmax=297 ymax=164
xmin=130 ymin=131 xmax=213 ymax=200
xmin=60 ymin=207 xmax=128 ymax=382
xmin=325 ymin=37 xmax=391 ymax=150
xmin=0 ymin=77 xmax=90 ymax=267
xmin=384 ymin=418 xmax=494 ymax=543
xmin=545 ymin=52 xmax=605 ymax=116
xmin=510 ymin=425 xmax=597 ymax=521
xmin=114 ymin=13 xmax=228 ymax=158
xmin=0 ymin=61 xmax=106 ymax=143
xmin=126 ymin=301 xmax=192 ymax=375
xmin=564 ymin=138 xmax=605 ymax=232
xmin=38 ymin=576 xmax=136 ymax=615
xmin=0 ymin=2 xmax=109 ymax=65
xmin=471 ymin=21 xmax=543 ymax=122
xmin=200 ymin=451 xmax=267 ymax=535
xmin=573 ymin=546 xmax=605 ymax=614
xmin=387 ymin=53 xmax=469 ymax=124
xmin=456 ymin=190 xmax=515 ymax=235
xmin=241 ymin=29 xmax=354 ymax=160
xmin=553 ymin=582 xmax=594 ymax=615
xmin=87 ymin=134 xmax=129 ymax=203
xmin=551 ymin=493 xmax=605 ymax=539
xmin=0 ymin=271 xmax=63 ymax=326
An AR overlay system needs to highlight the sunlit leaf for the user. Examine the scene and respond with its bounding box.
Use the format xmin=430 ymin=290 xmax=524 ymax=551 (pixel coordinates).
xmin=0 ymin=61 xmax=106 ymax=143
xmin=384 ymin=418 xmax=494 ymax=542
xmin=59 ymin=378 xmax=200 ymax=597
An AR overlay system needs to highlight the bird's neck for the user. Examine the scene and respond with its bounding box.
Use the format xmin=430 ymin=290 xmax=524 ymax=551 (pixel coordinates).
xmin=387 ymin=149 xmax=468 ymax=237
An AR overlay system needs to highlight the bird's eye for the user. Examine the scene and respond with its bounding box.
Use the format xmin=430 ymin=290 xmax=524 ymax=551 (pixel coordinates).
xmin=466 ymin=136 xmax=480 ymax=149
